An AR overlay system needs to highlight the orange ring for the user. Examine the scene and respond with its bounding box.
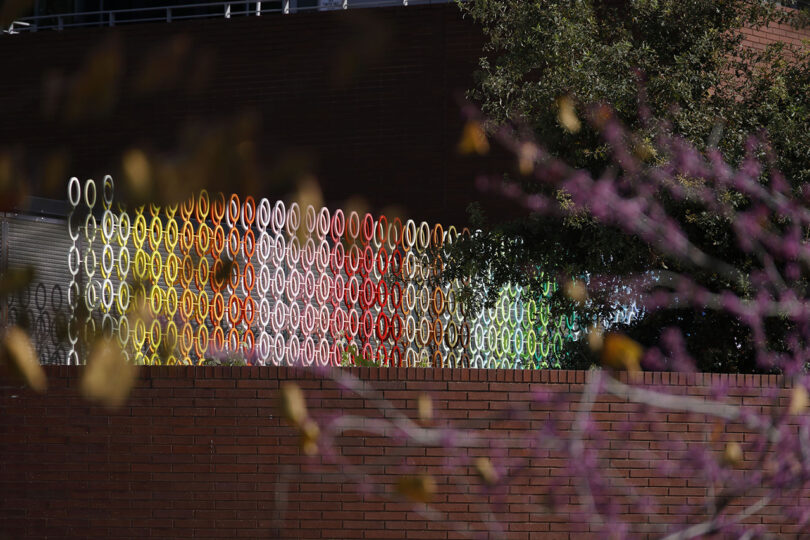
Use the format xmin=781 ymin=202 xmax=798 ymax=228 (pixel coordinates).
xmin=180 ymin=222 xmax=195 ymax=255
xmin=227 ymin=328 xmax=240 ymax=352
xmin=243 ymin=229 xmax=256 ymax=258
xmin=243 ymin=262 xmax=256 ymax=292
xmin=196 ymin=291 xmax=209 ymax=325
xmin=432 ymin=223 xmax=444 ymax=248
xmin=432 ymin=287 xmax=445 ymax=315
xmin=210 ymin=292 xmax=225 ymax=325
xmin=180 ymin=195 xmax=194 ymax=221
xmin=227 ymin=193 xmax=241 ymax=225
xmin=195 ymin=190 xmax=210 ymax=223
xmin=212 ymin=326 xmax=225 ymax=351
xmin=242 ymin=328 xmax=255 ymax=354
xmin=433 ymin=350 xmax=444 ymax=368
xmin=196 ymin=257 xmax=210 ymax=290
xmin=211 ymin=258 xmax=226 ymax=292
xmin=212 ymin=224 xmax=226 ymax=256
xmin=211 ymin=192 xmax=226 ymax=225
xmin=227 ymin=295 xmax=241 ymax=325
xmin=180 ymin=289 xmax=195 ymax=320
xmin=433 ymin=318 xmax=443 ymax=346
xmin=242 ymin=297 xmax=256 ymax=326
xmin=148 ymin=202 xmax=161 ymax=218
xmin=196 ymin=223 xmax=211 ymax=257
xmin=243 ymin=196 xmax=256 ymax=227
xmin=228 ymin=260 xmax=241 ymax=291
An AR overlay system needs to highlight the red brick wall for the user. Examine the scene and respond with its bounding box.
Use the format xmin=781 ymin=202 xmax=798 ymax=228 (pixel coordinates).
xmin=0 ymin=366 xmax=803 ymax=539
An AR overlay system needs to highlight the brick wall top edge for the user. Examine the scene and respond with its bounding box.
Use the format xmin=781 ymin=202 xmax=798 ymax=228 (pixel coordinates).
xmin=39 ymin=365 xmax=790 ymax=387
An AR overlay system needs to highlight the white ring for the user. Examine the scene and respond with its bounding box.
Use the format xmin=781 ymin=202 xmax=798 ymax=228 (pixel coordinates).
xmin=286 ymin=202 xmax=300 ymax=236
xmin=102 ymin=175 xmax=114 ymax=208
xmin=68 ymin=177 xmax=81 ymax=207
xmin=305 ymin=205 xmax=317 ymax=234
xmin=84 ymin=178 xmax=97 ymax=208
xmin=257 ymin=231 xmax=272 ymax=262
xmin=68 ymin=245 xmax=81 ymax=276
xmin=259 ymin=297 xmax=271 ymax=327
xmin=83 ymin=248 xmax=97 ymax=278
xmin=84 ymin=280 xmax=99 ymax=310
xmin=317 ymin=207 xmax=330 ymax=239
xmin=257 ymin=198 xmax=272 ymax=231
xmin=258 ymin=264 xmax=271 ymax=294
xmin=301 ymin=336 xmax=315 ymax=366
xmin=258 ymin=331 xmax=271 ymax=363
xmin=272 ymin=201 xmax=286 ymax=234
xmin=118 ymin=246 xmax=131 ymax=277
xmin=84 ymin=213 xmax=98 ymax=242
xmin=273 ymin=334 xmax=285 ymax=366
xmin=101 ymin=244 xmax=115 ymax=276
xmin=101 ymin=210 xmax=115 ymax=240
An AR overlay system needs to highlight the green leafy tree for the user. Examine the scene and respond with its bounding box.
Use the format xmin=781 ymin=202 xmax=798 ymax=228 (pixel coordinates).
xmin=448 ymin=0 xmax=810 ymax=372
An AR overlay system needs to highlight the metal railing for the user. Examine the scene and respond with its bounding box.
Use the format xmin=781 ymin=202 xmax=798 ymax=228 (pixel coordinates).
xmin=2 ymin=0 xmax=451 ymax=35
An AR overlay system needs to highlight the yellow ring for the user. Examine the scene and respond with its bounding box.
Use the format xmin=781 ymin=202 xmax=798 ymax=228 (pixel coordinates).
xmin=164 ymin=218 xmax=179 ymax=251
xmin=165 ymin=321 xmax=178 ymax=351
xmin=134 ymin=249 xmax=149 ymax=280
xmin=116 ymin=282 xmax=130 ymax=314
xmin=148 ymin=216 xmax=164 ymax=251
xmin=150 ymin=251 xmax=163 ymax=281
xmin=117 ymin=212 xmax=131 ymax=246
xmin=149 ymin=319 xmax=162 ymax=348
xmin=197 ymin=290 xmax=209 ymax=322
xmin=133 ymin=318 xmax=146 ymax=348
xmin=149 ymin=285 xmax=164 ymax=315
xmin=164 ymin=286 xmax=178 ymax=317
xmin=164 ymin=253 xmax=179 ymax=285
xmin=133 ymin=213 xmax=147 ymax=249
xmin=180 ymin=323 xmax=194 ymax=355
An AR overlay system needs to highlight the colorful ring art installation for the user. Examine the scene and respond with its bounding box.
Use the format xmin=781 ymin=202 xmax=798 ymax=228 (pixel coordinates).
xmin=63 ymin=176 xmax=640 ymax=367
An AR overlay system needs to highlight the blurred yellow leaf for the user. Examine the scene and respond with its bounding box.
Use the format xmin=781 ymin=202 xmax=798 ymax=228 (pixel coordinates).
xmin=723 ymin=441 xmax=743 ymax=467
xmin=417 ymin=393 xmax=433 ymax=423
xmin=457 ymin=121 xmax=489 ymax=155
xmin=556 ymin=96 xmax=581 ymax=134
xmin=396 ymin=474 xmax=436 ymax=503
xmin=299 ymin=418 xmax=320 ymax=456
xmin=280 ymin=383 xmax=308 ymax=427
xmin=564 ymin=279 xmax=587 ymax=305
xmin=2 ymin=326 xmax=46 ymax=393
xmin=123 ymin=149 xmax=152 ymax=200
xmin=600 ymin=333 xmax=643 ymax=373
xmin=517 ymin=142 xmax=537 ymax=175
xmin=789 ymin=385 xmax=808 ymax=415
xmin=474 ymin=457 xmax=499 ymax=486
xmin=81 ymin=338 xmax=138 ymax=408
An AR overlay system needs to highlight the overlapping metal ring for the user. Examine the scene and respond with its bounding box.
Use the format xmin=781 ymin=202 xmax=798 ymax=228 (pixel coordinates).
xmin=63 ymin=176 xmax=615 ymax=367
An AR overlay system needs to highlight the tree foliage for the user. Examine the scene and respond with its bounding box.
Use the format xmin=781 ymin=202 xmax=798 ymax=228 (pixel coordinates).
xmin=449 ymin=0 xmax=810 ymax=372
